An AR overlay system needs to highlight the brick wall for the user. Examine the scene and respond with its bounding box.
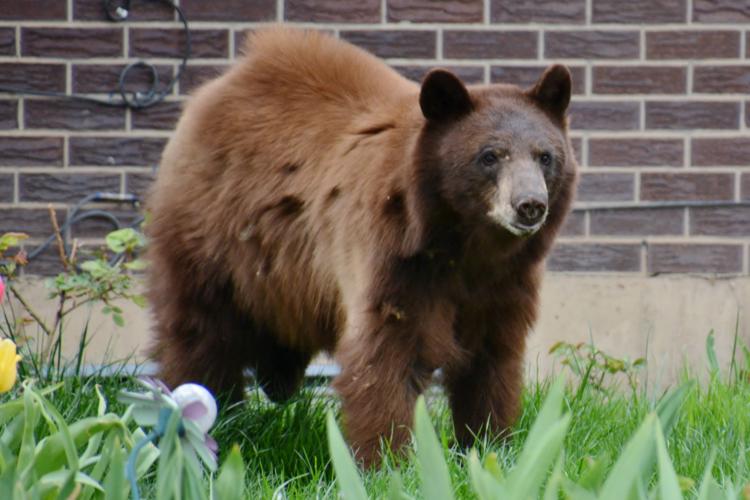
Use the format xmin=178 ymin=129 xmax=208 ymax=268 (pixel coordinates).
xmin=0 ymin=0 xmax=749 ymax=274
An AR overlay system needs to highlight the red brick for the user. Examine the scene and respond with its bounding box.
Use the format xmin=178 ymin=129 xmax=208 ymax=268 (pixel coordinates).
xmin=490 ymin=66 xmax=586 ymax=95
xmin=0 ymin=28 xmax=14 ymax=56
xmin=559 ymin=212 xmax=586 ymax=237
xmin=286 ymin=0 xmax=379 ymax=22
xmin=746 ymin=102 xmax=750 ymax=128
xmin=590 ymin=208 xmax=684 ymax=236
xmin=0 ymin=63 xmax=65 ymax=93
xmin=577 ymin=173 xmax=635 ymax=202
xmin=569 ymin=101 xmax=640 ymax=131
xmin=641 ymin=173 xmax=734 ymax=201
xmin=0 ymin=100 xmax=17 ymax=130
xmin=692 ymin=138 xmax=750 ymax=167
xmin=646 ymin=101 xmax=740 ymax=130
xmin=690 ymin=207 xmax=750 ymax=236
xmin=22 ymin=28 xmax=123 ymax=58
xmin=0 ymin=208 xmax=63 ymax=235
xmin=646 ymin=31 xmax=740 ymax=59
xmin=648 ymin=244 xmax=742 ymax=274
xmin=179 ymin=65 xmax=229 ymax=95
xmin=547 ymin=243 xmax=642 ymax=272
xmin=25 ymin=100 xmax=126 ymax=131
xmin=492 ymin=0 xmax=585 ymax=23
xmin=388 ymin=0 xmax=483 ymax=22
xmin=0 ymin=174 xmax=13 ymax=203
xmin=19 ymin=174 xmax=120 ymax=203
xmin=740 ymin=173 xmax=750 ymax=200
xmin=589 ymin=139 xmax=683 ymax=167
xmin=341 ymin=31 xmax=437 ymax=59
xmin=130 ymin=29 xmax=227 ymax=59
xmin=0 ymin=137 xmax=63 ymax=167
xmin=592 ymin=0 xmax=686 ymax=23
xmin=132 ymin=102 xmax=183 ymax=130
xmin=570 ymin=137 xmax=583 ymax=165
xmin=394 ymin=65 xmax=485 ymax=85
xmin=444 ymin=31 xmax=537 ymax=59
xmin=73 ymin=64 xmax=173 ymax=95
xmin=181 ymin=0 xmax=275 ymax=21
xmin=545 ymin=31 xmax=640 ymax=59
xmin=693 ymin=66 xmax=750 ymax=94
xmin=125 ymin=172 xmax=155 ymax=198
xmin=0 ymin=0 xmax=66 ymax=20
xmin=69 ymin=137 xmax=166 ymax=167
xmin=693 ymin=0 xmax=750 ymax=22
xmin=593 ymin=66 xmax=687 ymax=94
xmin=74 ymin=0 xmax=174 ymax=20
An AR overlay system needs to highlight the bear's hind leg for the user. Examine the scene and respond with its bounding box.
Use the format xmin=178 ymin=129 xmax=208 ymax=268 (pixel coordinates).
xmin=253 ymin=334 xmax=312 ymax=403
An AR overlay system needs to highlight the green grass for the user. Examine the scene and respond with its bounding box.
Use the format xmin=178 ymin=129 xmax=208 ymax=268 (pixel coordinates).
xmin=44 ymin=369 xmax=750 ymax=499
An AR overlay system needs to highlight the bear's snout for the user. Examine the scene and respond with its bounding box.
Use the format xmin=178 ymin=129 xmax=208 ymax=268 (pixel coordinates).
xmin=513 ymin=194 xmax=548 ymax=228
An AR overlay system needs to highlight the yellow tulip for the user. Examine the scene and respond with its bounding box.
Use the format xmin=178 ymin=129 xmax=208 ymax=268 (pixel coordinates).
xmin=0 ymin=339 xmax=21 ymax=393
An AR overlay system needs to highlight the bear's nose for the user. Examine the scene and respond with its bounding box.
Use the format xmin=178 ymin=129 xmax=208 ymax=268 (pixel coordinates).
xmin=514 ymin=196 xmax=547 ymax=227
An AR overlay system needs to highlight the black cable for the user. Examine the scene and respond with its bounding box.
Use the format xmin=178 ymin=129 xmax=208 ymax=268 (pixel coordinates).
xmin=0 ymin=0 xmax=191 ymax=109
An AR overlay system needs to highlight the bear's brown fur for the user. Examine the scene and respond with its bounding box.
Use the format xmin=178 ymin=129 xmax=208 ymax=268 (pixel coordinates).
xmin=146 ymin=27 xmax=577 ymax=466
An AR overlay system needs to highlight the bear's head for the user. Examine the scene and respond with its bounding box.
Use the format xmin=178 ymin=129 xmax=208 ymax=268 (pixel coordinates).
xmin=418 ymin=65 xmax=575 ymax=238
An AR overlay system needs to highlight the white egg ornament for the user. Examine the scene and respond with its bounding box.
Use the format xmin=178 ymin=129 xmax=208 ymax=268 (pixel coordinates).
xmin=171 ymin=383 xmax=218 ymax=434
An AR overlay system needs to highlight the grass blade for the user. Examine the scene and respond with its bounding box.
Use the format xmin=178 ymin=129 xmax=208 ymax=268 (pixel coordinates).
xmin=655 ymin=424 xmax=682 ymax=500
xmin=326 ymin=411 xmax=367 ymax=500
xmin=414 ymin=396 xmax=454 ymax=500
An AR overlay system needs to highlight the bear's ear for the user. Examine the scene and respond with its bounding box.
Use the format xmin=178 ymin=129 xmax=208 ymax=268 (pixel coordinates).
xmin=527 ymin=64 xmax=571 ymax=122
xmin=419 ymin=69 xmax=473 ymax=122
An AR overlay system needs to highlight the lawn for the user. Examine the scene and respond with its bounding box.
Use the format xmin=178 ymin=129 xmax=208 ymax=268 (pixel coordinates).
xmin=3 ymin=340 xmax=745 ymax=499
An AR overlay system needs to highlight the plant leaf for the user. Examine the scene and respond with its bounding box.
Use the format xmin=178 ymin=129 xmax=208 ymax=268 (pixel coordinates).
xmin=326 ymin=411 xmax=367 ymax=500
xmin=414 ymin=396 xmax=454 ymax=500
xmin=214 ymin=444 xmax=245 ymax=500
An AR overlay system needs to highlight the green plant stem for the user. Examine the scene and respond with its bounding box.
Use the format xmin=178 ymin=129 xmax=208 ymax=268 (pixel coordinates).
xmin=8 ymin=283 xmax=53 ymax=337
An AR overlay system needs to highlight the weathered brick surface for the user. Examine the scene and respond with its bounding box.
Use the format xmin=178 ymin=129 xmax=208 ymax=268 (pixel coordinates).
xmin=646 ymin=31 xmax=740 ymax=59
xmin=0 ymin=174 xmax=13 ymax=203
xmin=569 ymin=101 xmax=640 ymax=130
xmin=545 ymin=31 xmax=640 ymax=59
xmin=648 ymin=244 xmax=743 ymax=274
xmin=22 ymin=28 xmax=123 ymax=58
xmin=0 ymin=64 xmax=66 ymax=92
xmin=130 ymin=29 xmax=228 ymax=59
xmin=692 ymin=138 xmax=750 ymax=167
xmin=0 ymin=0 xmax=66 ymax=20
xmin=577 ymin=173 xmax=635 ymax=202
xmin=0 ymin=101 xmax=18 ymax=130
xmin=548 ymin=244 xmax=642 ymax=272
xmin=286 ymin=0 xmax=379 ymax=22
xmin=592 ymin=0 xmax=686 ymax=23
xmin=19 ymin=174 xmax=121 ymax=203
xmin=646 ymin=101 xmax=740 ymax=130
xmin=443 ymin=31 xmax=537 ymax=59
xmin=388 ymin=0 xmax=483 ymax=23
xmin=131 ymin=102 xmax=183 ymax=130
xmin=693 ymin=66 xmax=750 ymax=94
xmin=182 ymin=0 xmax=276 ymax=21
xmin=491 ymin=66 xmax=586 ymax=94
xmin=692 ymin=0 xmax=750 ymax=22
xmin=590 ymin=209 xmax=684 ymax=236
xmin=0 ymin=28 xmax=14 ymax=56
xmin=588 ymin=139 xmax=684 ymax=167
xmin=341 ymin=31 xmax=437 ymax=59
xmin=69 ymin=137 xmax=167 ymax=167
xmin=492 ymin=0 xmax=586 ymax=24
xmin=641 ymin=173 xmax=734 ymax=201
xmin=593 ymin=66 xmax=687 ymax=94
xmin=25 ymin=100 xmax=126 ymax=131
xmin=690 ymin=207 xmax=750 ymax=236
xmin=0 ymin=137 xmax=63 ymax=167
xmin=1 ymin=1 xmax=748 ymax=275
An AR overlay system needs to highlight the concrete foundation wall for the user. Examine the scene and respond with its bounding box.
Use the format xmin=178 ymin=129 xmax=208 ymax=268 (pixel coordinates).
xmin=7 ymin=274 xmax=749 ymax=385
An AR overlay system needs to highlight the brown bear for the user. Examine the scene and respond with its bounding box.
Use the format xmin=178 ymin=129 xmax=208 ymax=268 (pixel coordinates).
xmin=146 ymin=27 xmax=577 ymax=466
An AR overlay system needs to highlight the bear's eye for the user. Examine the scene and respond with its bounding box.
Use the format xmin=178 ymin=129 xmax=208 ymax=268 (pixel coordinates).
xmin=539 ymin=152 xmax=553 ymax=167
xmin=479 ymin=151 xmax=498 ymax=167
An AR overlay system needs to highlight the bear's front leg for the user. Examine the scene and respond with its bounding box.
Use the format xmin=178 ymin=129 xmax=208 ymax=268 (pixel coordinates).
xmin=445 ymin=340 xmax=526 ymax=447
xmin=332 ymin=309 xmax=435 ymax=467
